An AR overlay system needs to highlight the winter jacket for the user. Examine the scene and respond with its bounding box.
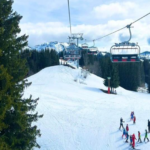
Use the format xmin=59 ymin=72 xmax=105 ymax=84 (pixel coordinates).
xmin=131 ymin=113 xmax=134 ymax=119
xmin=123 ymin=129 xmax=126 ymax=134
xmin=126 ymin=132 xmax=129 ymax=139
xmin=126 ymin=125 xmax=129 ymax=131
xmin=145 ymin=131 xmax=148 ymax=138
xmin=133 ymin=116 xmax=136 ymax=122
xmin=132 ymin=134 xmax=136 ymax=144
xmin=120 ymin=118 xmax=123 ymax=124
xmin=138 ymin=132 xmax=141 ymax=138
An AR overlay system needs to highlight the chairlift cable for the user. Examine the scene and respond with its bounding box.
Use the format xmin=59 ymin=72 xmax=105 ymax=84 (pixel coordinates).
xmin=67 ymin=0 xmax=72 ymax=35
xmin=130 ymin=12 xmax=150 ymax=25
xmin=87 ymin=12 xmax=150 ymax=43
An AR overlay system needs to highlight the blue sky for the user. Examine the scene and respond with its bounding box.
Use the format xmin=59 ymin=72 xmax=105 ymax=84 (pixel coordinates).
xmin=13 ymin=0 xmax=150 ymax=51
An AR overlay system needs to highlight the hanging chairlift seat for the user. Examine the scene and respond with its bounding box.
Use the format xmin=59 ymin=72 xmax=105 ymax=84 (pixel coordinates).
xmin=110 ymin=43 xmax=140 ymax=63
xmin=110 ymin=24 xmax=141 ymax=63
xmin=81 ymin=43 xmax=89 ymax=49
xmin=87 ymin=46 xmax=98 ymax=55
xmin=63 ymin=43 xmax=81 ymax=60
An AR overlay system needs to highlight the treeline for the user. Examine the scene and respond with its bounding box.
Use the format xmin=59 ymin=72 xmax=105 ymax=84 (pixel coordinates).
xmin=143 ymin=59 xmax=150 ymax=93
xmin=100 ymin=57 xmax=145 ymax=91
xmin=79 ymin=50 xmax=147 ymax=92
xmin=79 ymin=50 xmax=101 ymax=76
xmin=21 ymin=49 xmax=59 ymax=76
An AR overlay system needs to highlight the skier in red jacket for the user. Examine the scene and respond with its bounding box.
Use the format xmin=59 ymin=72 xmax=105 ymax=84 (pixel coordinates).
xmin=133 ymin=116 xmax=136 ymax=124
xmin=126 ymin=124 xmax=129 ymax=132
xmin=132 ymin=134 xmax=137 ymax=149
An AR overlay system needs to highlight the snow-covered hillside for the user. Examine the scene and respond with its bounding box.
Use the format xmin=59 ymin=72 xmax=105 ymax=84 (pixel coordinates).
xmin=24 ymin=66 xmax=150 ymax=150
xmin=32 ymin=42 xmax=69 ymax=53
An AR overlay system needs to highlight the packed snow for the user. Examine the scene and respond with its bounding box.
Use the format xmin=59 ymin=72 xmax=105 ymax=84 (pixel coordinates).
xmin=24 ymin=65 xmax=150 ymax=150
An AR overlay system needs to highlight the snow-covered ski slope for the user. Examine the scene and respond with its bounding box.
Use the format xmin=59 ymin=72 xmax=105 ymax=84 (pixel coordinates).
xmin=24 ymin=66 xmax=150 ymax=150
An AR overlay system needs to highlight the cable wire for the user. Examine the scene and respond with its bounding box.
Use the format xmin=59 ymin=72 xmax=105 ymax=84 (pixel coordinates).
xmin=67 ymin=0 xmax=72 ymax=35
xmin=86 ymin=12 xmax=150 ymax=43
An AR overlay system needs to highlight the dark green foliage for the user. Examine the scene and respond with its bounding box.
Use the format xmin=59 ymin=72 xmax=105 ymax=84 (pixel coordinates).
xmin=79 ymin=49 xmax=101 ymax=75
xmin=148 ymin=69 xmax=150 ymax=93
xmin=22 ymin=49 xmax=59 ymax=76
xmin=102 ymin=57 xmax=120 ymax=90
xmin=100 ymin=56 xmax=144 ymax=91
xmin=111 ymin=64 xmax=120 ymax=89
xmin=117 ymin=63 xmax=143 ymax=91
xmin=0 ymin=65 xmax=12 ymax=150
xmin=144 ymin=60 xmax=150 ymax=93
xmin=143 ymin=59 xmax=150 ymax=83
xmin=0 ymin=0 xmax=42 ymax=149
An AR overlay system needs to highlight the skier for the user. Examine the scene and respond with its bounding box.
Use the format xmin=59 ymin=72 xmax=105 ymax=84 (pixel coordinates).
xmin=122 ymin=128 xmax=126 ymax=138
xmin=131 ymin=112 xmax=134 ymax=120
xmin=130 ymin=135 xmax=133 ymax=146
xmin=125 ymin=131 xmax=129 ymax=143
xmin=126 ymin=124 xmax=129 ymax=132
xmin=138 ymin=131 xmax=142 ymax=143
xmin=148 ymin=120 xmax=150 ymax=133
xmin=119 ymin=117 xmax=124 ymax=130
xmin=144 ymin=129 xmax=149 ymax=142
xmin=132 ymin=134 xmax=137 ymax=149
xmin=133 ymin=116 xmax=136 ymax=124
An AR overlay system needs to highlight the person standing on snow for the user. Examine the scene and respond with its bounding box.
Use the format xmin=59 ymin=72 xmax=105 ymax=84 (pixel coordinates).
xmin=132 ymin=134 xmax=137 ymax=149
xmin=130 ymin=135 xmax=133 ymax=146
xmin=144 ymin=129 xmax=149 ymax=142
xmin=138 ymin=131 xmax=142 ymax=143
xmin=119 ymin=117 xmax=124 ymax=130
xmin=126 ymin=124 xmax=129 ymax=132
xmin=131 ymin=112 xmax=134 ymax=120
xmin=133 ymin=116 xmax=136 ymax=124
xmin=125 ymin=131 xmax=129 ymax=143
xmin=122 ymin=128 xmax=126 ymax=138
xmin=148 ymin=120 xmax=150 ymax=133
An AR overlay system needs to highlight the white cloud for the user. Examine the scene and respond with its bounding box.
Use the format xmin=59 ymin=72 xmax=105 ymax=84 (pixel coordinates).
xmin=20 ymin=19 xmax=150 ymax=52
xmin=14 ymin=0 xmax=150 ymax=52
xmin=93 ymin=2 xmax=137 ymax=19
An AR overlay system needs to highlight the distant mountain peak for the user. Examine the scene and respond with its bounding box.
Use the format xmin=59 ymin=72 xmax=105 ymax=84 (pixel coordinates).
xmin=31 ymin=41 xmax=69 ymax=52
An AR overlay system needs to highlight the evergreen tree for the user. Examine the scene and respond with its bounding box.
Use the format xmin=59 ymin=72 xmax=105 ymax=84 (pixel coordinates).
xmin=103 ymin=60 xmax=119 ymax=91
xmin=147 ymin=69 xmax=150 ymax=93
xmin=0 ymin=0 xmax=42 ymax=149
xmin=0 ymin=65 xmax=12 ymax=150
xmin=111 ymin=64 xmax=120 ymax=91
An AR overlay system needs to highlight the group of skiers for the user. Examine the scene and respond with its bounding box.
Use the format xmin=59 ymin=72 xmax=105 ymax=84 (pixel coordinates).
xmin=119 ymin=111 xmax=150 ymax=149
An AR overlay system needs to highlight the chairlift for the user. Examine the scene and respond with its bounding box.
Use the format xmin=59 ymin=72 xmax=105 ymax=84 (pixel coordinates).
xmin=87 ymin=40 xmax=98 ymax=55
xmin=110 ymin=24 xmax=140 ymax=63
xmin=81 ymin=41 xmax=88 ymax=49
xmin=63 ymin=42 xmax=81 ymax=60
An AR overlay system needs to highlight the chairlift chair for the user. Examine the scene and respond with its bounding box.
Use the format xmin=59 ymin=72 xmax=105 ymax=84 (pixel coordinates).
xmin=88 ymin=44 xmax=98 ymax=55
xmin=110 ymin=24 xmax=141 ymax=63
xmin=63 ymin=43 xmax=81 ymax=60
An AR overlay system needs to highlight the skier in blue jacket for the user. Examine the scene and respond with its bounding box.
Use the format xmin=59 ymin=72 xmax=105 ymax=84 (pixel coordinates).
xmin=122 ymin=128 xmax=126 ymax=138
